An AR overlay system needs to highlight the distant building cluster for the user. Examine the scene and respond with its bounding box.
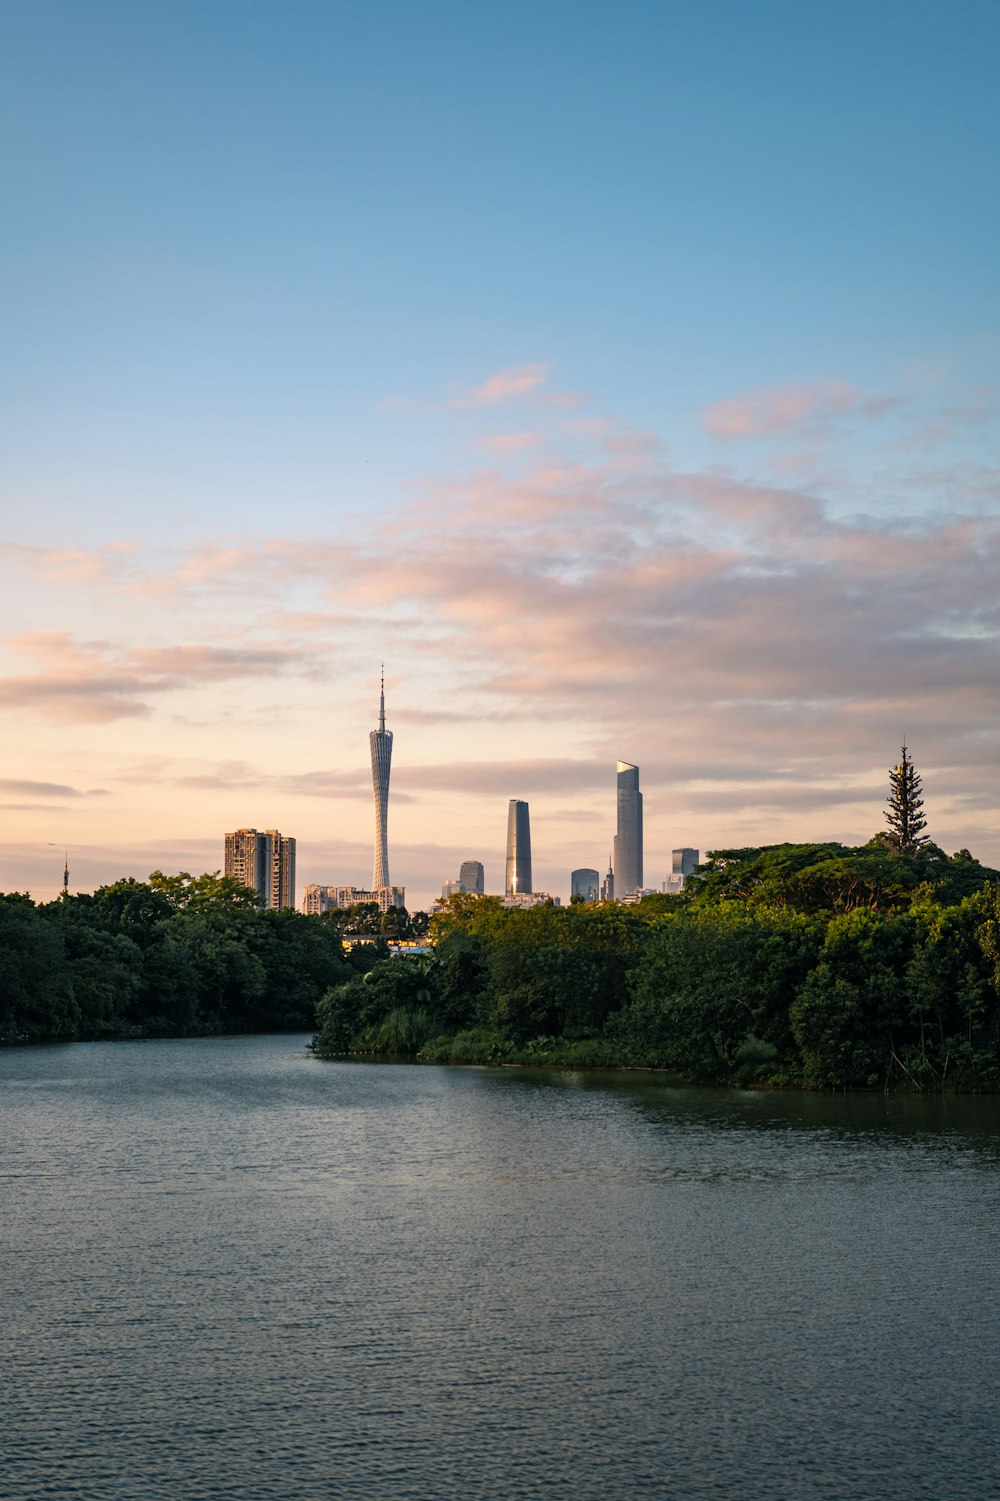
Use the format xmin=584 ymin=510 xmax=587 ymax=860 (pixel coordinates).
xmin=440 ymin=860 xmax=485 ymax=901
xmin=436 ymin=762 xmax=698 ymax=911
xmin=662 ymin=847 xmax=700 ymax=893
xmin=224 ymin=675 xmax=701 ymax=916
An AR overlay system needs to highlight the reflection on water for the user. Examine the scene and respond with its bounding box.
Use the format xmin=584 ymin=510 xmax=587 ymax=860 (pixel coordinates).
xmin=2 ymin=1036 xmax=998 ymax=1500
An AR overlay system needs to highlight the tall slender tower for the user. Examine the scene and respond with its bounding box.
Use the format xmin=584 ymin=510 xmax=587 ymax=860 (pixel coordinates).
xmin=505 ymin=799 xmax=532 ymax=896
xmin=614 ymin=761 xmax=643 ymax=895
xmin=370 ymin=667 xmax=393 ymax=889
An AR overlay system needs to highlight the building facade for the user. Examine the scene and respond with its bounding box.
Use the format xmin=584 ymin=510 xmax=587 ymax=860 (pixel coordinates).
xmin=370 ymin=670 xmax=393 ymax=890
xmin=505 ymin=799 xmax=532 ymax=896
xmin=613 ymin=761 xmax=643 ymax=896
xmin=264 ymin=829 xmax=296 ymax=910
xmin=501 ymin=891 xmax=559 ymax=909
xmin=571 ymin=867 xmax=600 ymax=903
xmin=225 ymin=828 xmax=295 ymax=909
xmin=302 ymin=883 xmax=405 ymax=915
xmin=459 ymin=859 xmax=485 ymax=894
xmin=662 ymin=849 xmax=700 ymax=894
xmin=224 ymin=828 xmax=267 ymax=899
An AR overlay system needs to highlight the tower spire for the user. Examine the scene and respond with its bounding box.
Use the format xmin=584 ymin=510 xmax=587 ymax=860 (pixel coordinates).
xmin=370 ymin=667 xmax=393 ymax=889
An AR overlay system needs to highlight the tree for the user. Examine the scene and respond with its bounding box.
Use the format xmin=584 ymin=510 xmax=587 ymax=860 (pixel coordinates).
xmin=884 ymin=744 xmax=928 ymax=854
xmin=148 ymin=869 xmax=259 ymax=911
xmin=380 ymin=905 xmax=411 ymax=940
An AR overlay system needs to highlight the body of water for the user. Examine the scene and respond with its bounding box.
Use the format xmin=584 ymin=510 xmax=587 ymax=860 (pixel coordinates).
xmin=3 ymin=1035 xmax=999 ymax=1499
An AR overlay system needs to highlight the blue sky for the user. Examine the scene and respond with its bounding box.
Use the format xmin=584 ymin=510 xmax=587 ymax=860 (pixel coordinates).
xmin=1 ymin=0 xmax=999 ymax=904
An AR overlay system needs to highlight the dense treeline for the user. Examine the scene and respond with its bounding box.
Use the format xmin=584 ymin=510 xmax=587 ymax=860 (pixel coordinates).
xmin=0 ymin=872 xmax=380 ymax=1043
xmin=7 ymin=841 xmax=1000 ymax=1090
xmin=314 ymin=841 xmax=1000 ymax=1091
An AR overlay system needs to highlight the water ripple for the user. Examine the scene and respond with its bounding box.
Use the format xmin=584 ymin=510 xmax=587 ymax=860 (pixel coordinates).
xmin=2 ymin=1037 xmax=998 ymax=1500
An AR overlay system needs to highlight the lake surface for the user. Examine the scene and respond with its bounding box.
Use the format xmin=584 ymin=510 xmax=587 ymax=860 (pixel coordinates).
xmin=2 ymin=1036 xmax=999 ymax=1500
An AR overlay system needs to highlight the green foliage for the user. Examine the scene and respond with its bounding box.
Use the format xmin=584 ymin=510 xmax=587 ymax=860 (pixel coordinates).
xmin=148 ymin=869 xmax=260 ymax=910
xmin=0 ymin=894 xmax=78 ymax=1042
xmin=1 ymin=873 xmax=350 ymax=1044
xmin=613 ymin=903 xmax=820 ymax=1079
xmin=361 ymin=1007 xmax=436 ymax=1056
xmin=687 ymin=841 xmax=999 ymax=916
xmin=6 ymin=842 xmax=1000 ymax=1091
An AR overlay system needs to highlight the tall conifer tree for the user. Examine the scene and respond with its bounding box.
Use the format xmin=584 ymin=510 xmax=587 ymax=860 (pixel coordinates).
xmin=884 ymin=744 xmax=928 ymax=853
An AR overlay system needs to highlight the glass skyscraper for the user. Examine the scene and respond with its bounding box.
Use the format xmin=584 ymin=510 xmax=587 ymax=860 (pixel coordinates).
xmin=505 ymin=800 xmax=532 ymax=896
xmin=613 ymin=761 xmax=643 ymax=895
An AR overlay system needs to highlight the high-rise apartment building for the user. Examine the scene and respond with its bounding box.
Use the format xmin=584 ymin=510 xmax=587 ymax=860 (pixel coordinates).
xmin=225 ymin=829 xmax=267 ymax=899
xmin=459 ymin=859 xmax=485 ymax=894
xmin=613 ymin=761 xmax=643 ymax=896
xmin=264 ymin=829 xmax=296 ymax=910
xmin=571 ymin=868 xmax=600 ymax=903
xmin=225 ymin=828 xmax=296 ymax=909
xmin=505 ymin=800 xmax=532 ymax=896
xmin=370 ymin=669 xmax=393 ymax=890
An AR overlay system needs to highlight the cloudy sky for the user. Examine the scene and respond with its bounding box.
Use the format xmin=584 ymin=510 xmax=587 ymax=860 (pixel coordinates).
xmin=2 ymin=0 xmax=999 ymax=907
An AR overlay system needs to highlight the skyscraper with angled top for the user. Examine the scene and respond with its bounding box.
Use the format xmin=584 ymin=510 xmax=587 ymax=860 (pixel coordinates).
xmin=370 ymin=668 xmax=393 ymax=890
xmin=613 ymin=761 xmax=643 ymax=896
xmin=505 ymin=800 xmax=532 ymax=896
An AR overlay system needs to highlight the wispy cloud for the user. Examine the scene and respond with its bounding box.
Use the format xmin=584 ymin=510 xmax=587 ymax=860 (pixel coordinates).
xmin=450 ymin=363 xmax=550 ymax=408
xmin=481 ymin=432 xmax=542 ymax=453
xmin=703 ymin=380 xmax=908 ymax=438
xmin=5 ymin=361 xmax=1000 ymax=872
xmin=0 ymin=632 xmax=313 ymax=722
xmin=0 ymin=778 xmax=107 ymax=798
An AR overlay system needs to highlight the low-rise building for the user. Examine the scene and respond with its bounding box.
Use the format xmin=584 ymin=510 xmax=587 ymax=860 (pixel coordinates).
xmin=501 ymin=891 xmax=560 ymax=909
xmin=302 ymin=883 xmax=405 ymax=915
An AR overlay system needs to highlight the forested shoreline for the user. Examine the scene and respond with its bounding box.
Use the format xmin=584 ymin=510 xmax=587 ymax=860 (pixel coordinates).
xmin=0 ymin=872 xmax=368 ymax=1044
xmin=317 ymin=841 xmax=1000 ymax=1092
xmin=6 ymin=842 xmax=1000 ymax=1091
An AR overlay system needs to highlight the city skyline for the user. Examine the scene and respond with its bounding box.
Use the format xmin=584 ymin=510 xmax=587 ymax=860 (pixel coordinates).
xmin=2 ymin=3 xmax=999 ymax=909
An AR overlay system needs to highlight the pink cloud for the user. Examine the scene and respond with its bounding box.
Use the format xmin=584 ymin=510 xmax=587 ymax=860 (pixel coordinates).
xmin=0 ymin=632 xmax=314 ymax=722
xmin=482 ymin=432 xmax=542 ymax=453
xmin=703 ymin=380 xmax=906 ymax=438
xmin=7 ymin=382 xmax=1000 ymax=865
xmin=451 ymin=363 xmax=549 ymax=408
xmin=542 ymin=390 xmax=587 ymax=409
